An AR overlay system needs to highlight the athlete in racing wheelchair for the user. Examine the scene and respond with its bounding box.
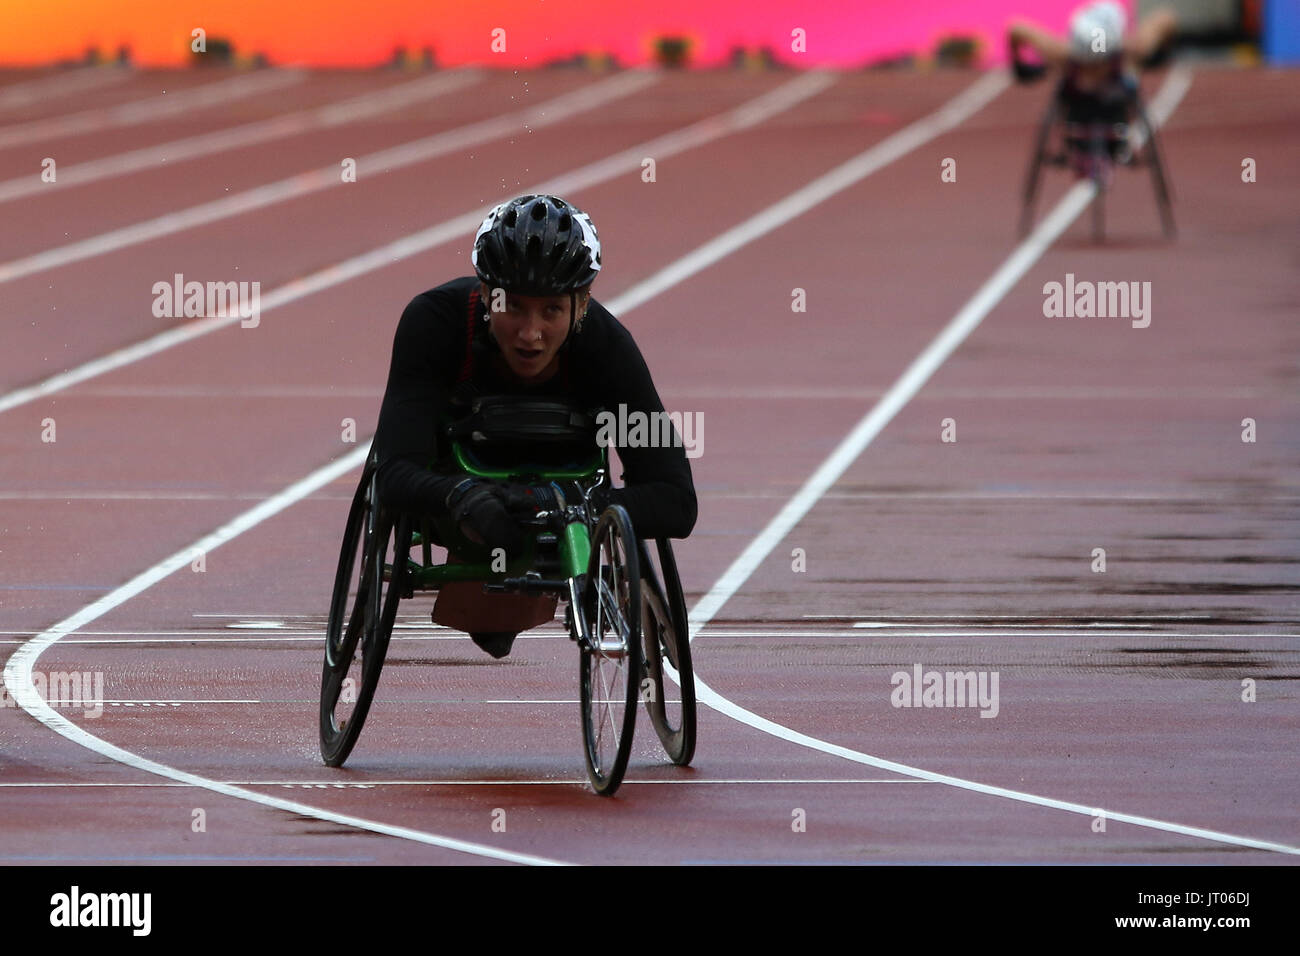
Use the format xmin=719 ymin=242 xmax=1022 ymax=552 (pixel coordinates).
xmin=372 ymin=194 xmax=697 ymax=659
xmin=318 ymin=195 xmax=698 ymax=793
xmin=1010 ymin=1 xmax=1178 ymax=238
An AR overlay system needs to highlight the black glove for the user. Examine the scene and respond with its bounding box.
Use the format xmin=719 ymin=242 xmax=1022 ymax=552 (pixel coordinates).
xmin=444 ymin=479 xmax=525 ymax=554
xmin=497 ymin=482 xmax=560 ymax=517
xmin=1009 ymin=38 xmax=1047 ymax=84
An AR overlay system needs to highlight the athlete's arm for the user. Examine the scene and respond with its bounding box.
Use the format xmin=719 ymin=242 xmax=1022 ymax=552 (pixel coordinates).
xmin=1008 ymin=19 xmax=1070 ymax=68
xmin=372 ymin=288 xmax=460 ymax=515
xmin=1131 ymin=8 xmax=1177 ymax=66
xmin=580 ymin=308 xmax=698 ymax=540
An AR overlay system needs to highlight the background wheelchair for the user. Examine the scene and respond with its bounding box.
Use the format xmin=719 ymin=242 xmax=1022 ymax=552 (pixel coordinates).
xmin=1014 ymin=47 xmax=1175 ymax=242
xmin=318 ymin=396 xmax=696 ymax=796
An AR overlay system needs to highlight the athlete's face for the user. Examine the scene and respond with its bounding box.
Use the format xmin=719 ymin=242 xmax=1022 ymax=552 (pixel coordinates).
xmin=483 ymin=285 xmax=589 ymax=384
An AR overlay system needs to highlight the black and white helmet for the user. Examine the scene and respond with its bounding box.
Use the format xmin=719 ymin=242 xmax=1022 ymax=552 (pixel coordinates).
xmin=472 ymin=194 xmax=602 ymax=295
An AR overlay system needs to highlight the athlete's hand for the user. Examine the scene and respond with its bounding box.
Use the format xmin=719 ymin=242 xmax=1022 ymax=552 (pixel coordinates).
xmin=445 ymin=480 xmax=524 ymax=553
xmin=498 ymin=482 xmax=560 ymax=517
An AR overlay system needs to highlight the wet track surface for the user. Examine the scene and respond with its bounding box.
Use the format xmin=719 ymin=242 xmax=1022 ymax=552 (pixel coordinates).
xmin=0 ymin=64 xmax=1297 ymax=864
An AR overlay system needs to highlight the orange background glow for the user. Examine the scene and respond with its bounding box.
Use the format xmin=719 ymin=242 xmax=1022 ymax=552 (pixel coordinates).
xmin=0 ymin=0 xmax=1093 ymax=68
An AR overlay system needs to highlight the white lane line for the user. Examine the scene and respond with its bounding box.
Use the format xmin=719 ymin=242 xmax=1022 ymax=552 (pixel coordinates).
xmin=680 ymin=68 xmax=1300 ymax=857
xmin=41 ymin=383 xmax=1283 ymax=400
xmin=0 ymin=70 xmax=656 ymax=284
xmin=800 ymin=616 xmax=1258 ymax=624
xmin=16 ymin=629 xmax=1294 ymax=644
xmin=6 ymin=629 xmax=1295 ymax=644
xmin=0 ymin=71 xmax=831 ymax=414
xmin=0 ymin=70 xmax=485 ymax=203
xmin=5 ymin=444 xmax=565 ymax=865
xmin=850 ymin=621 xmax=1148 ymax=629
xmin=608 ymin=71 xmax=1010 ymax=315
xmin=0 ymin=778 xmax=929 ymax=788
xmin=666 ymin=385 xmax=1285 ymax=399
xmin=20 ymin=384 xmax=384 ymax=397
xmin=100 ymin=700 xmax=252 ymax=704
xmin=687 ymin=68 xmax=1192 ymax=638
xmin=5 ymin=490 xmax=1296 ymax=503
xmin=0 ymin=491 xmax=351 ymax=500
xmin=3 ymin=75 xmax=998 ymax=859
xmin=0 ymin=70 xmax=306 ymax=150
xmin=0 ymin=66 xmax=132 ymax=111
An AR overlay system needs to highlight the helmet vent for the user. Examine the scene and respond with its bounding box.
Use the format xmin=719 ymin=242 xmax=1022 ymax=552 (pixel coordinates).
xmin=472 ymin=194 xmax=600 ymax=294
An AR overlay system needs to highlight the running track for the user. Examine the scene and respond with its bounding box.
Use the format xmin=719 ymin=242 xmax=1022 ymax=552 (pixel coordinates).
xmin=0 ymin=63 xmax=1296 ymax=865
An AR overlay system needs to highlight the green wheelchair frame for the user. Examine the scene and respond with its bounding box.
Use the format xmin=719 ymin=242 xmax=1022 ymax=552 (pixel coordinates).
xmin=319 ymin=405 xmax=696 ymax=796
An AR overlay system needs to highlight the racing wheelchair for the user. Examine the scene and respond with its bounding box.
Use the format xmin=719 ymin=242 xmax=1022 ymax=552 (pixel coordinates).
xmin=1013 ymin=45 xmax=1175 ymax=242
xmin=318 ymin=396 xmax=696 ymax=796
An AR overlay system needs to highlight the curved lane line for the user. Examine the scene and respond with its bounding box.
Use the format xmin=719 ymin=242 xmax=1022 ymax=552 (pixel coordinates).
xmin=4 ymin=445 xmax=566 ymax=866
xmin=678 ymin=67 xmax=1299 ymax=857
xmin=6 ymin=72 xmax=1014 ymax=863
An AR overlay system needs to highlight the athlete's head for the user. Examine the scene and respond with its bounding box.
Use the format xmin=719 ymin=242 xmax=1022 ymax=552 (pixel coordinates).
xmin=472 ymin=194 xmax=601 ymax=383
xmin=1069 ymin=1 xmax=1126 ymax=61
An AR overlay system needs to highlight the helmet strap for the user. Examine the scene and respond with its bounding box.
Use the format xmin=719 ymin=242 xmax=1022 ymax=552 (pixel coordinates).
xmin=561 ymin=292 xmax=577 ymax=349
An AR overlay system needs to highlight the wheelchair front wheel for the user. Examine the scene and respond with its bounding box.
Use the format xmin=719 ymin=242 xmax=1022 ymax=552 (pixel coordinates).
xmin=579 ymin=505 xmax=642 ymax=796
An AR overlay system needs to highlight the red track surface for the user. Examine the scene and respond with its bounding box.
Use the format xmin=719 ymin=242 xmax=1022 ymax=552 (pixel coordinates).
xmin=0 ymin=63 xmax=1296 ymax=865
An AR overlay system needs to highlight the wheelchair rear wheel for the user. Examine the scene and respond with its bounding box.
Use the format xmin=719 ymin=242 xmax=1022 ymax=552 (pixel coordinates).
xmin=1136 ymin=103 xmax=1176 ymax=238
xmin=639 ymin=539 xmax=696 ymax=766
xmin=1019 ymin=99 xmax=1058 ymax=237
xmin=320 ymin=480 xmax=411 ymax=768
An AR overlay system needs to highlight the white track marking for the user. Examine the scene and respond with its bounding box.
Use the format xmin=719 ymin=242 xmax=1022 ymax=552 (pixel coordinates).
xmin=675 ymin=68 xmax=1299 ymax=857
xmin=0 ymin=67 xmax=132 ymax=111
xmin=805 ymin=613 xmax=1238 ymax=620
xmin=0 ymin=778 xmax=928 ymax=788
xmin=690 ymin=674 xmax=1300 ymax=855
xmin=4 ymin=75 xmax=1000 ymax=859
xmin=9 ymin=629 xmax=1296 ymax=645
xmin=0 ymin=70 xmax=484 ymax=203
xmin=608 ymin=72 xmax=1010 ymax=315
xmin=4 ymin=444 xmax=564 ymax=865
xmin=0 ymin=70 xmax=306 ymax=150
xmin=5 ymin=490 xmax=1295 ymax=503
xmin=686 ymin=68 xmax=1192 ymax=638
xmin=0 ymin=70 xmax=655 ymax=283
xmin=43 ymin=383 xmax=1281 ymax=400
xmin=99 ymin=700 xmax=251 ymax=704
xmin=0 ymin=72 xmax=831 ymax=414
xmin=667 ymin=385 xmax=1282 ymax=399
xmin=25 ymin=384 xmax=384 ymax=397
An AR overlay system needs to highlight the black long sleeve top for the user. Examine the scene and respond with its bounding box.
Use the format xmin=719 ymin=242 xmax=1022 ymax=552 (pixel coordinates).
xmin=372 ymin=277 xmax=697 ymax=540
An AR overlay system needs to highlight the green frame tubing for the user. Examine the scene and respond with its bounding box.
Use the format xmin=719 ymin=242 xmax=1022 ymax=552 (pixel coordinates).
xmin=398 ymin=442 xmax=607 ymax=592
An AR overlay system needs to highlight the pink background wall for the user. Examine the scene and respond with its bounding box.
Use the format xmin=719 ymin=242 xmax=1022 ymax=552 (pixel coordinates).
xmin=0 ymin=0 xmax=1111 ymax=68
